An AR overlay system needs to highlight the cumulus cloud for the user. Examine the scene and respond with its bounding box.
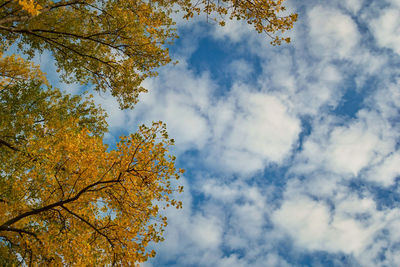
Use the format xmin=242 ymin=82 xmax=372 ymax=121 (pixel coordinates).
xmin=211 ymin=18 xmax=254 ymax=43
xmin=325 ymin=121 xmax=382 ymax=175
xmin=340 ymin=0 xmax=364 ymax=14
xmin=366 ymin=152 xmax=400 ymax=187
xmin=369 ymin=5 xmax=400 ymax=55
xmin=208 ymin=87 xmax=301 ymax=173
xmin=227 ymin=59 xmax=254 ymax=81
xmin=272 ymin=175 xmax=400 ymax=266
xmin=308 ymin=6 xmax=360 ymax=59
xmin=292 ymin=108 xmax=396 ymax=178
xmin=272 ymin=193 xmax=378 ymax=254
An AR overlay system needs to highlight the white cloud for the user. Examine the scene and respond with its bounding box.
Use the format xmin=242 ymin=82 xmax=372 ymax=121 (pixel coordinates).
xmin=190 ymin=214 xmax=223 ymax=249
xmin=256 ymin=47 xmax=345 ymax=117
xmin=211 ymin=19 xmax=254 ymax=43
xmin=293 ymin=108 xmax=396 ymax=178
xmin=326 ymin=122 xmax=381 ymax=176
xmin=207 ymin=87 xmax=301 ymax=173
xmin=272 ymin=193 xmax=383 ymax=254
xmin=308 ymin=6 xmax=360 ymax=59
xmin=228 ymin=59 xmax=254 ymax=81
xmin=371 ymin=79 xmax=400 ymax=120
xmin=225 ymin=90 xmax=300 ymax=163
xmin=287 ymin=64 xmax=342 ymax=116
xmin=273 ymin=196 xmax=332 ymax=250
xmin=369 ymin=7 xmax=400 ymax=55
xmin=341 ymin=0 xmax=364 ymax=14
xmin=366 ymin=152 xmax=400 ymax=187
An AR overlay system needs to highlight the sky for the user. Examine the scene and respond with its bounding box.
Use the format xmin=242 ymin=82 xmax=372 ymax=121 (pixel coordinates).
xmin=38 ymin=0 xmax=400 ymax=266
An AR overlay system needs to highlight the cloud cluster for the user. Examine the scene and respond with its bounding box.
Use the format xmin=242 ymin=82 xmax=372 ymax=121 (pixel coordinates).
xmin=368 ymin=0 xmax=400 ymax=55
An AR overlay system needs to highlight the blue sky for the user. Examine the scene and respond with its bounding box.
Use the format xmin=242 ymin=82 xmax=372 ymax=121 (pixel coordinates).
xmin=37 ymin=0 xmax=400 ymax=265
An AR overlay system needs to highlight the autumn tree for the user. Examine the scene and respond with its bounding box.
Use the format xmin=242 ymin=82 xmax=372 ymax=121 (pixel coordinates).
xmin=0 ymin=66 xmax=183 ymax=265
xmin=0 ymin=0 xmax=297 ymax=108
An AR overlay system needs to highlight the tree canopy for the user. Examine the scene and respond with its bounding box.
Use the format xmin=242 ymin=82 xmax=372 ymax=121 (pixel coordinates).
xmin=1 ymin=0 xmax=297 ymax=108
xmin=0 ymin=76 xmax=183 ymax=265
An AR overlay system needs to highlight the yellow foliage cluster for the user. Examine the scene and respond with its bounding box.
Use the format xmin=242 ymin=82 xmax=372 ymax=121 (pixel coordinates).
xmin=17 ymin=0 xmax=42 ymax=15
xmin=0 ymin=52 xmax=47 ymax=87
xmin=0 ymin=79 xmax=183 ymax=265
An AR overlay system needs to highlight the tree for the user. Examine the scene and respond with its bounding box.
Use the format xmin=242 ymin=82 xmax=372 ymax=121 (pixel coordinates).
xmin=0 ymin=0 xmax=297 ymax=108
xmin=0 ymin=74 xmax=183 ymax=265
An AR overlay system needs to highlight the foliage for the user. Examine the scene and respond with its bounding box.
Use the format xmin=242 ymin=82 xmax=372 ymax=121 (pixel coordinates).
xmin=0 ymin=50 xmax=47 ymax=87
xmin=0 ymin=78 xmax=183 ymax=265
xmin=0 ymin=0 xmax=296 ymax=108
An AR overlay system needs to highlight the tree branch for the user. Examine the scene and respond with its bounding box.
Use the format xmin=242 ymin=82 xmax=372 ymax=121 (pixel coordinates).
xmin=0 ymin=171 xmax=123 ymax=230
xmin=60 ymin=205 xmax=115 ymax=247
xmin=0 ymin=138 xmax=18 ymax=151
